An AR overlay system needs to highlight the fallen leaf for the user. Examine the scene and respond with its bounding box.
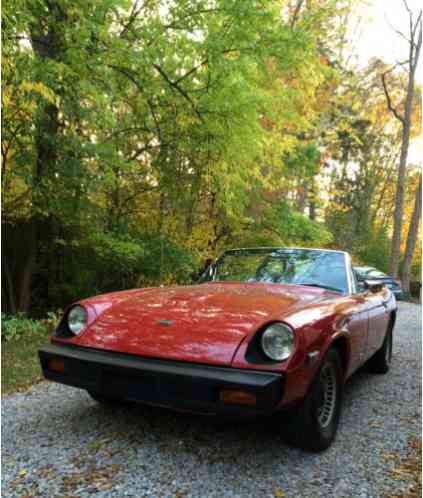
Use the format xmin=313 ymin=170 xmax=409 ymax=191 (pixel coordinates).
xmin=96 ymin=481 xmax=113 ymax=491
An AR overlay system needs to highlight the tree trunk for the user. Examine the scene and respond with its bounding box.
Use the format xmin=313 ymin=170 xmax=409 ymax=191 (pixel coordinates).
xmin=297 ymin=180 xmax=309 ymax=214
xmin=309 ymin=179 xmax=316 ymax=220
xmin=2 ymin=251 xmax=17 ymax=314
xmin=17 ymin=100 xmax=58 ymax=312
xmin=18 ymin=222 xmax=37 ymax=312
xmin=400 ymin=174 xmax=422 ymax=293
xmin=383 ymin=10 xmax=421 ymax=277
xmin=389 ymin=118 xmax=412 ymax=277
xmin=18 ymin=8 xmax=63 ymax=313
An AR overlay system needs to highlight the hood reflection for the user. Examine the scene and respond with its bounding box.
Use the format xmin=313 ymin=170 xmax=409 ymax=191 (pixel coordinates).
xmin=77 ymin=282 xmax=337 ymax=366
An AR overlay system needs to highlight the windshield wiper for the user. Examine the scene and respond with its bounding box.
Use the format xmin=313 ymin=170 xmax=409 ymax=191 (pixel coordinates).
xmin=296 ymin=282 xmax=343 ymax=293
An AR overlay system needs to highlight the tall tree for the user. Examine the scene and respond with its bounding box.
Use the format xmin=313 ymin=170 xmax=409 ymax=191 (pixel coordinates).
xmin=400 ymin=173 xmax=422 ymax=294
xmin=381 ymin=2 xmax=422 ymax=278
xmin=2 ymin=0 xmax=339 ymax=313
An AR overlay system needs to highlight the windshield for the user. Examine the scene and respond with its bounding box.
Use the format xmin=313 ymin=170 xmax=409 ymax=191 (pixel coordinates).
xmin=201 ymin=248 xmax=349 ymax=294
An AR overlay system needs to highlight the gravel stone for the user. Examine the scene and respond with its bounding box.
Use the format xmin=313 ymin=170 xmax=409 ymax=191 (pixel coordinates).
xmin=2 ymin=301 xmax=421 ymax=497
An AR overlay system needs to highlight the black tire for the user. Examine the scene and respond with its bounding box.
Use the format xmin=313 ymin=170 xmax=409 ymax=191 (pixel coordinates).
xmin=283 ymin=348 xmax=343 ymax=452
xmin=367 ymin=320 xmax=393 ymax=374
xmin=87 ymin=390 xmax=122 ymax=406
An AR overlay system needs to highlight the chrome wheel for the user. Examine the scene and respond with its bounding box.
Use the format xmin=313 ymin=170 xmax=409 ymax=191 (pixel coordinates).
xmin=284 ymin=349 xmax=342 ymax=451
xmin=317 ymin=363 xmax=337 ymax=428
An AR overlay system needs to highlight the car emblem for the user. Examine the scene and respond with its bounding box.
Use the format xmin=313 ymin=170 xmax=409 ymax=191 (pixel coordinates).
xmin=157 ymin=319 xmax=174 ymax=326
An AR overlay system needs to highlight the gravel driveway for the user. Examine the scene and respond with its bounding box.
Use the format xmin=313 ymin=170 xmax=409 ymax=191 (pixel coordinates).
xmin=2 ymin=301 xmax=421 ymax=498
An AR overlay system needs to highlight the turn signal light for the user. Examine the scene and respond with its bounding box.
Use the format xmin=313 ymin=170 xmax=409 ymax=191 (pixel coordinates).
xmin=219 ymin=390 xmax=257 ymax=406
xmin=48 ymin=358 xmax=66 ymax=374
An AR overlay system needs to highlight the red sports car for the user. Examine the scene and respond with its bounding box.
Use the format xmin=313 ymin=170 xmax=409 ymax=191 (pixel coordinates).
xmin=39 ymin=247 xmax=396 ymax=451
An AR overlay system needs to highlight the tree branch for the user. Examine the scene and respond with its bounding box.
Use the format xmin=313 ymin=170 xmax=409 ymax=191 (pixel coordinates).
xmin=119 ymin=0 xmax=151 ymax=38
xmin=106 ymin=126 xmax=152 ymax=140
xmin=153 ymin=64 xmax=203 ymax=121
xmin=174 ymin=59 xmax=209 ymax=85
xmin=108 ymin=64 xmax=164 ymax=141
xmin=403 ymin=0 xmax=412 ymax=15
xmin=290 ymin=0 xmax=305 ymax=28
xmin=128 ymin=143 xmax=161 ymax=161
xmin=381 ymin=70 xmax=405 ymax=124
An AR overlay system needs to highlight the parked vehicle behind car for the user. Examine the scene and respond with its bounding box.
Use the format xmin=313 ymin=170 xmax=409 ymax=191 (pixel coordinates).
xmin=354 ymin=266 xmax=403 ymax=300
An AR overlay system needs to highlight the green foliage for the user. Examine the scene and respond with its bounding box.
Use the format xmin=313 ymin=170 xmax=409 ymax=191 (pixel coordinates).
xmin=225 ymin=199 xmax=333 ymax=250
xmin=1 ymin=313 xmax=49 ymax=341
xmin=40 ymin=230 xmax=196 ymax=310
xmin=264 ymin=201 xmax=333 ymax=246
xmin=356 ymin=229 xmax=392 ymax=272
xmin=134 ymin=233 xmax=196 ymax=285
xmin=2 ymin=0 xmax=419 ymax=316
xmin=2 ymin=319 xmax=51 ymax=395
xmin=411 ymin=258 xmax=422 ymax=282
xmin=89 ymin=233 xmax=146 ymax=283
xmin=285 ymin=144 xmax=321 ymax=178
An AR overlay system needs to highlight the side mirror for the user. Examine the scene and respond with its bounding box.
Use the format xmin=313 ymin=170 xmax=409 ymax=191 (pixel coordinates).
xmin=196 ymin=262 xmax=216 ymax=283
xmin=364 ymin=279 xmax=384 ymax=293
xmin=205 ymin=262 xmax=216 ymax=280
xmin=357 ymin=281 xmax=366 ymax=292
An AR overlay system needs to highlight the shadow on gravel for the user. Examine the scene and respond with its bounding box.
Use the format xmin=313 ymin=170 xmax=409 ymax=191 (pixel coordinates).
xmin=64 ymin=363 xmax=378 ymax=460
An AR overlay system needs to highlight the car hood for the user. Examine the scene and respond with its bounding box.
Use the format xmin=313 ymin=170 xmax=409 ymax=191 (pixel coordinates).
xmin=76 ymin=282 xmax=336 ymax=366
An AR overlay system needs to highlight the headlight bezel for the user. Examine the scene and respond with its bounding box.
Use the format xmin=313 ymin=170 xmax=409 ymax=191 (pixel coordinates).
xmin=260 ymin=322 xmax=295 ymax=362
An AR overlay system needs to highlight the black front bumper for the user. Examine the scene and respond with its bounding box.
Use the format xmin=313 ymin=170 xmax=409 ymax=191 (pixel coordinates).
xmin=39 ymin=343 xmax=284 ymax=415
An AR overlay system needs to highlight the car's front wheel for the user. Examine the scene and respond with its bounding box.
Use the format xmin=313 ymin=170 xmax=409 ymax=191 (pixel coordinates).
xmin=283 ymin=348 xmax=343 ymax=452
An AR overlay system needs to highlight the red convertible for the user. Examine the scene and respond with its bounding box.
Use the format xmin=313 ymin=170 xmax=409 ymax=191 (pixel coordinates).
xmin=39 ymin=248 xmax=396 ymax=451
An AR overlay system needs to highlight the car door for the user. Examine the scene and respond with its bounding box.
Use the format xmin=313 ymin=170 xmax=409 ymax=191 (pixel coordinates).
xmin=343 ymin=268 xmax=371 ymax=371
xmin=363 ymin=286 xmax=391 ymax=357
xmin=345 ymin=294 xmax=370 ymax=374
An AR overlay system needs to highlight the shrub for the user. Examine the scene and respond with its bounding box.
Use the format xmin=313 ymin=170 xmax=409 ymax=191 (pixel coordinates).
xmin=1 ymin=312 xmax=59 ymax=342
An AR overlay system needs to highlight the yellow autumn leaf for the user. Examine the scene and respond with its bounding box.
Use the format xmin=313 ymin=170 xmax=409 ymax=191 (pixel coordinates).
xmin=20 ymin=81 xmax=57 ymax=104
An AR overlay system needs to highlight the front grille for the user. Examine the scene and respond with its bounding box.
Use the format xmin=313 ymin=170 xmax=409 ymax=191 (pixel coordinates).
xmin=39 ymin=343 xmax=285 ymax=415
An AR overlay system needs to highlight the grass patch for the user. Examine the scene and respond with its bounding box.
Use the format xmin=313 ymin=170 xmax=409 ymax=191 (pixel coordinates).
xmin=2 ymin=317 xmax=57 ymax=396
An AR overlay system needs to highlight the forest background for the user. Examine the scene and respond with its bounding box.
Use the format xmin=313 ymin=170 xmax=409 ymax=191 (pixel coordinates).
xmin=2 ymin=0 xmax=422 ymax=317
